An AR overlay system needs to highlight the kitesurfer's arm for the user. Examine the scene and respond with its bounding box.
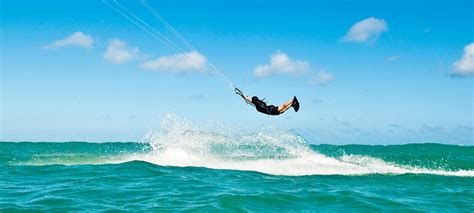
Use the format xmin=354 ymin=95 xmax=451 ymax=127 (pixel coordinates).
xmin=244 ymin=96 xmax=253 ymax=103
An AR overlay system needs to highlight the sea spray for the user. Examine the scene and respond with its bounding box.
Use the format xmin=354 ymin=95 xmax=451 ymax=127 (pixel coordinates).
xmin=131 ymin=114 xmax=474 ymax=176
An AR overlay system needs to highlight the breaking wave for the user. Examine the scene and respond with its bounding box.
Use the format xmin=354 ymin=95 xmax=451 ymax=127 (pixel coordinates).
xmin=119 ymin=114 xmax=474 ymax=177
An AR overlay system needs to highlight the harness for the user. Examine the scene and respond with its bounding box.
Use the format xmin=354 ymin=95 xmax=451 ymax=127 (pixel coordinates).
xmin=235 ymin=87 xmax=276 ymax=115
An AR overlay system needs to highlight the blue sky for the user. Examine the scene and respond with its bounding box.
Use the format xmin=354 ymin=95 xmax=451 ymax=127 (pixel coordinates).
xmin=1 ymin=0 xmax=473 ymax=144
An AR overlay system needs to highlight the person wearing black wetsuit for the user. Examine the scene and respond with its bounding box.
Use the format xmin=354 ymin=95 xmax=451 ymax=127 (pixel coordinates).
xmin=244 ymin=95 xmax=299 ymax=116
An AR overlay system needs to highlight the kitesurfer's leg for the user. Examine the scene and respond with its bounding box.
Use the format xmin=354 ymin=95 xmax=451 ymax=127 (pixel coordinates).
xmin=277 ymin=98 xmax=295 ymax=113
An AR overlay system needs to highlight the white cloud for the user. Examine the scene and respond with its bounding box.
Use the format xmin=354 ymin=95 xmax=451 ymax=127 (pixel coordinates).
xmin=253 ymin=51 xmax=310 ymax=77
xmin=142 ymin=51 xmax=207 ymax=73
xmin=103 ymin=39 xmax=139 ymax=64
xmin=44 ymin=32 xmax=93 ymax=49
xmin=342 ymin=17 xmax=388 ymax=43
xmin=308 ymin=70 xmax=335 ymax=86
xmin=453 ymin=43 xmax=474 ymax=76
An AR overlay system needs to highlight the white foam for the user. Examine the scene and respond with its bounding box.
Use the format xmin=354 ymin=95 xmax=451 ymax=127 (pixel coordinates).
xmin=123 ymin=114 xmax=474 ymax=177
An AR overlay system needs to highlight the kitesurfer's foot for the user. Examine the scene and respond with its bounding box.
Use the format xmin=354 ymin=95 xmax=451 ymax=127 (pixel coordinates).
xmin=292 ymin=96 xmax=300 ymax=112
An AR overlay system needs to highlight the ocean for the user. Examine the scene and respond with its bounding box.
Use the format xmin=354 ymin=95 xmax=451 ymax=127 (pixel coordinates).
xmin=1 ymin=120 xmax=473 ymax=211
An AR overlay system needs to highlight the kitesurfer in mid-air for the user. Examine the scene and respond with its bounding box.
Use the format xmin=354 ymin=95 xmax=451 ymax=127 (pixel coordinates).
xmin=235 ymin=88 xmax=299 ymax=116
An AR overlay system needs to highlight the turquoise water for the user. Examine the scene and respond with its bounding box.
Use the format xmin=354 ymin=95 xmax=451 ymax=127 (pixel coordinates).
xmin=1 ymin=119 xmax=473 ymax=211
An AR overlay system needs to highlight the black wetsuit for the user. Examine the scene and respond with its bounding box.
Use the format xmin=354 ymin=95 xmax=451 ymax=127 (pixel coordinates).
xmin=251 ymin=96 xmax=280 ymax=115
